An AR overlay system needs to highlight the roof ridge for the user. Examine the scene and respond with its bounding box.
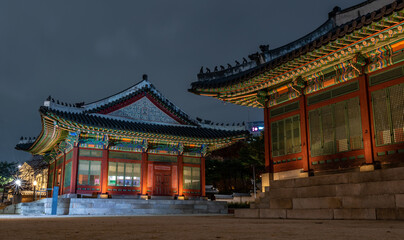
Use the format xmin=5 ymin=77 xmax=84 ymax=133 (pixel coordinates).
xmin=83 ymin=78 xmax=152 ymax=109
xmin=43 ymin=75 xmax=199 ymax=126
xmin=40 ymin=106 xmax=249 ymax=137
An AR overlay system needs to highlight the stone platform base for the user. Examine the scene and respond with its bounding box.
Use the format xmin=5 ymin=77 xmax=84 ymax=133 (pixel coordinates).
xmin=235 ymin=208 xmax=404 ymax=220
xmin=237 ymin=167 xmax=404 ymax=220
xmin=1 ymin=198 xmax=228 ymax=216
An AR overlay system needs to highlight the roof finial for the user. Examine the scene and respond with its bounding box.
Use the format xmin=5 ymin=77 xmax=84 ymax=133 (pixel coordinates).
xmin=143 ymin=74 xmax=148 ymax=81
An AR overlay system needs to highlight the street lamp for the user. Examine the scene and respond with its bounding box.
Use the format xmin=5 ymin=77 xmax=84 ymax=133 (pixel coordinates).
xmin=33 ymin=180 xmax=37 ymax=201
xmin=15 ymin=179 xmax=21 ymax=197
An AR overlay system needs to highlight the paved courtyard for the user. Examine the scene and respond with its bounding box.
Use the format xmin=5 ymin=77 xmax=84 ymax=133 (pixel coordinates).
xmin=0 ymin=215 xmax=404 ymax=240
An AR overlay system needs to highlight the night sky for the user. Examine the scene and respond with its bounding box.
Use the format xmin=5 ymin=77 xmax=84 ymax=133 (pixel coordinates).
xmin=0 ymin=0 xmax=364 ymax=163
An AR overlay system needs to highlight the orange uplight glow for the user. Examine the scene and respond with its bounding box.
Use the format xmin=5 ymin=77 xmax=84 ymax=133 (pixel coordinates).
xmin=323 ymin=78 xmax=335 ymax=88
xmin=277 ymin=85 xmax=289 ymax=94
xmin=392 ymin=40 xmax=404 ymax=52
xmin=122 ymin=138 xmax=131 ymax=142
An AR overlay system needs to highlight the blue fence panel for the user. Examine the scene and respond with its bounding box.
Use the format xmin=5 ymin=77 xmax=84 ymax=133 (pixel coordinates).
xmin=51 ymin=186 xmax=59 ymax=215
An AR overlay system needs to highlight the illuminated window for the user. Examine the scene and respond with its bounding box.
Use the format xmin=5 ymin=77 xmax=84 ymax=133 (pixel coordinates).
xmin=77 ymin=160 xmax=101 ymax=186
xmin=183 ymin=166 xmax=200 ymax=190
xmin=108 ymin=162 xmax=141 ymax=187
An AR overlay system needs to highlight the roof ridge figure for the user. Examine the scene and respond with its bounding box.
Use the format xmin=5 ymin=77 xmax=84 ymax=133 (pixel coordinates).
xmin=193 ymin=0 xmax=398 ymax=85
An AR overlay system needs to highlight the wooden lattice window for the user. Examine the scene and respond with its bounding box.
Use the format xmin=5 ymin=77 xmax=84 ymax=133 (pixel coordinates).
xmin=108 ymin=151 xmax=141 ymax=160
xmin=77 ymin=160 xmax=101 ymax=186
xmin=309 ymin=97 xmax=363 ymax=157
xmin=79 ymin=149 xmax=103 ymax=158
xmin=183 ymin=157 xmax=201 ymax=164
xmin=372 ymin=83 xmax=404 ymax=146
xmin=65 ymin=151 xmax=73 ymax=161
xmin=63 ymin=162 xmax=72 ymax=188
xmin=183 ymin=166 xmax=200 ymax=190
xmin=271 ymin=115 xmax=301 ymax=157
xmin=107 ymin=162 xmax=141 ymax=187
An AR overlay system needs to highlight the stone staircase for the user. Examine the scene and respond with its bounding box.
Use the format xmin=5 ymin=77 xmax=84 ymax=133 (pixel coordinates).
xmin=235 ymin=167 xmax=404 ymax=220
xmin=1 ymin=198 xmax=227 ymax=216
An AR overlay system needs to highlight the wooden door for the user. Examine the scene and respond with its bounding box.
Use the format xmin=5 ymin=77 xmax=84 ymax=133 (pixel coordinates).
xmin=153 ymin=169 xmax=171 ymax=196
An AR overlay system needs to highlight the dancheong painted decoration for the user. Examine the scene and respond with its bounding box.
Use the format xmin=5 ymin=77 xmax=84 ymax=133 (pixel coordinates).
xmin=16 ymin=75 xmax=248 ymax=198
xmin=190 ymin=0 xmax=404 ymax=186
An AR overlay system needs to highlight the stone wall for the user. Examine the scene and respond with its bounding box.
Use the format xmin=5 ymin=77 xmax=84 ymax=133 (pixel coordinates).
xmin=1 ymin=198 xmax=227 ymax=216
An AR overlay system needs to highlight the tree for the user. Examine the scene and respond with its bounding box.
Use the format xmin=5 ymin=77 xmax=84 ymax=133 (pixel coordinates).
xmin=0 ymin=162 xmax=16 ymax=187
xmin=205 ymin=133 xmax=265 ymax=194
xmin=238 ymin=134 xmax=266 ymax=182
xmin=0 ymin=161 xmax=17 ymax=202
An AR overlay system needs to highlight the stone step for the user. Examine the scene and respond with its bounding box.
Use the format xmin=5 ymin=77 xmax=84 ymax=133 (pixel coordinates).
xmin=265 ymin=180 xmax=404 ymax=199
xmin=267 ymin=184 xmax=337 ymax=199
xmin=6 ymin=198 xmax=228 ymax=216
xmin=269 ymin=167 xmax=404 ymax=189
xmin=234 ymin=209 xmax=259 ymax=218
xmin=260 ymin=194 xmax=404 ymax=209
xmin=39 ymin=198 xmax=228 ymax=215
xmin=235 ymin=208 xmax=404 ymax=220
xmin=0 ymin=204 xmax=20 ymax=214
xmin=245 ymin=168 xmax=404 ymax=220
xmin=150 ymin=196 xmax=175 ymax=200
xmin=254 ymin=202 xmax=270 ymax=209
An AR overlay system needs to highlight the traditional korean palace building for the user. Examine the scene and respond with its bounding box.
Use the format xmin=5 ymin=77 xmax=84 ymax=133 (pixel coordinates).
xmin=190 ymin=0 xmax=404 ymax=186
xmin=16 ymin=75 xmax=247 ymax=198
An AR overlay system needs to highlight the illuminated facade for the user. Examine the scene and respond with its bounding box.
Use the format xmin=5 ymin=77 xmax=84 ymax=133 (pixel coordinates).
xmin=16 ymin=75 xmax=247 ymax=197
xmin=190 ymin=0 xmax=404 ymax=183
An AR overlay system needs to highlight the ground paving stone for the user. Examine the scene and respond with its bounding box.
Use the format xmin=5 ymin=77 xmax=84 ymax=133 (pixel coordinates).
xmin=5 ymin=215 xmax=404 ymax=240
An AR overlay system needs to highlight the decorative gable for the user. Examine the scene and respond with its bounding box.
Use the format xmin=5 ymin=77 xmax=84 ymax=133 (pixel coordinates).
xmin=43 ymin=75 xmax=198 ymax=126
xmin=107 ymin=96 xmax=181 ymax=125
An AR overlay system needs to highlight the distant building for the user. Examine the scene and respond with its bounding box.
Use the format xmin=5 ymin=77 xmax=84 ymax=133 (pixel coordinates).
xmin=17 ymin=155 xmax=48 ymax=201
xmin=247 ymin=121 xmax=264 ymax=136
xmin=18 ymin=156 xmax=48 ymax=191
xmin=16 ymin=75 xmax=248 ymax=198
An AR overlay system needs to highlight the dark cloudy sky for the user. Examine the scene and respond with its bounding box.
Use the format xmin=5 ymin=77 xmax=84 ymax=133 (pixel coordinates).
xmin=1 ymin=0 xmax=364 ymax=163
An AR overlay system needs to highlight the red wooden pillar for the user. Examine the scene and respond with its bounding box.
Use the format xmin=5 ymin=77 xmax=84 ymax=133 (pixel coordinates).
xmin=46 ymin=164 xmax=51 ymax=196
xmin=300 ymin=96 xmax=310 ymax=172
xmin=141 ymin=152 xmax=148 ymax=195
xmin=359 ymin=74 xmax=375 ymax=164
xmin=201 ymin=157 xmax=206 ymax=197
xmin=177 ymin=155 xmax=183 ymax=196
xmin=100 ymin=149 xmax=109 ymax=194
xmin=70 ymin=146 xmax=79 ymax=194
xmin=60 ymin=152 xmax=66 ymax=195
xmin=263 ymin=102 xmax=272 ymax=173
